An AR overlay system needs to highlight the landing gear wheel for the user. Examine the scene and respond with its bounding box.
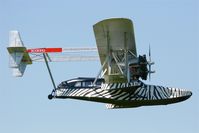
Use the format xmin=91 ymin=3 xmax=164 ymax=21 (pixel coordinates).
xmin=48 ymin=94 xmax=53 ymax=100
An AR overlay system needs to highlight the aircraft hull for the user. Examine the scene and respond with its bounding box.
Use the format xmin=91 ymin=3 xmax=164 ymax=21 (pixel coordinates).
xmin=54 ymin=83 xmax=192 ymax=109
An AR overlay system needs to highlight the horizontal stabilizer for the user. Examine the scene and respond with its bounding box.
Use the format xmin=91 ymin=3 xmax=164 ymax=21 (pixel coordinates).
xmin=7 ymin=47 xmax=32 ymax=65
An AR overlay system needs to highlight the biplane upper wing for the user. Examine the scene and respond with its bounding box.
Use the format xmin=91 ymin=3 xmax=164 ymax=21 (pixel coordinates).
xmin=93 ymin=18 xmax=137 ymax=83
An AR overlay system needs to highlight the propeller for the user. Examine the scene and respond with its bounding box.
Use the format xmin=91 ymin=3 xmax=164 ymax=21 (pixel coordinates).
xmin=148 ymin=44 xmax=155 ymax=81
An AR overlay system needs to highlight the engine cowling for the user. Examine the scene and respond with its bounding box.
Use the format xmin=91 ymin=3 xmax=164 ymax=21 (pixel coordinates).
xmin=129 ymin=55 xmax=148 ymax=80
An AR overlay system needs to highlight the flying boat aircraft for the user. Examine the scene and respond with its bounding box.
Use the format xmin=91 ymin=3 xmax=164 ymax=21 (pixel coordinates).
xmin=7 ymin=18 xmax=192 ymax=109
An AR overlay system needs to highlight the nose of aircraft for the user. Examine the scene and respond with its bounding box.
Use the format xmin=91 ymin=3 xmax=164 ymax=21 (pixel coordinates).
xmin=171 ymin=88 xmax=192 ymax=102
xmin=182 ymin=89 xmax=192 ymax=97
xmin=182 ymin=90 xmax=192 ymax=102
xmin=185 ymin=90 xmax=192 ymax=98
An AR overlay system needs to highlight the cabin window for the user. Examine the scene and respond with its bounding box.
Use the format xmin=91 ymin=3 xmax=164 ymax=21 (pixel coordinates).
xmin=85 ymin=81 xmax=92 ymax=87
xmin=74 ymin=82 xmax=81 ymax=87
xmin=82 ymin=81 xmax=92 ymax=87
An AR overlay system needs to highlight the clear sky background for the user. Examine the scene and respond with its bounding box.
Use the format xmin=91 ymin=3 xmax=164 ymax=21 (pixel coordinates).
xmin=0 ymin=0 xmax=198 ymax=133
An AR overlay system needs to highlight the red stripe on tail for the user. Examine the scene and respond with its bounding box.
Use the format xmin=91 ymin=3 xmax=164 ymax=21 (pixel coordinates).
xmin=27 ymin=48 xmax=62 ymax=53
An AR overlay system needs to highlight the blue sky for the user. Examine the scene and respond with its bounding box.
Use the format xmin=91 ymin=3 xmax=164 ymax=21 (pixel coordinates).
xmin=0 ymin=0 xmax=198 ymax=133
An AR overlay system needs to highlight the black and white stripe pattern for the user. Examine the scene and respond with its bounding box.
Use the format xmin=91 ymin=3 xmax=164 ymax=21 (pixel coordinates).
xmin=101 ymin=81 xmax=142 ymax=90
xmin=55 ymin=82 xmax=192 ymax=108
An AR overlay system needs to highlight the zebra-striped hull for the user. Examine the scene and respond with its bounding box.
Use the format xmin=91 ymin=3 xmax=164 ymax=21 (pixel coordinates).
xmin=55 ymin=83 xmax=192 ymax=109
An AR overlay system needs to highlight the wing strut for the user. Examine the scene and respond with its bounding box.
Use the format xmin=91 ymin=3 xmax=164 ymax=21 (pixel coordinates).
xmin=43 ymin=53 xmax=56 ymax=99
xmin=93 ymin=57 xmax=108 ymax=86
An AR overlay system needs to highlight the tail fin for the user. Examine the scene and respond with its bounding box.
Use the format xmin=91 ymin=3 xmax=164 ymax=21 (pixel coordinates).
xmin=9 ymin=31 xmax=24 ymax=47
xmin=7 ymin=31 xmax=32 ymax=77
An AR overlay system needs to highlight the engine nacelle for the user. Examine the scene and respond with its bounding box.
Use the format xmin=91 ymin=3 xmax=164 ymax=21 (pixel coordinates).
xmin=129 ymin=55 xmax=148 ymax=80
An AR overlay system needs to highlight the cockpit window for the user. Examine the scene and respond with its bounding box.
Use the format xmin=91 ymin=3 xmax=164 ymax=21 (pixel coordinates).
xmin=58 ymin=81 xmax=68 ymax=88
xmin=57 ymin=81 xmax=68 ymax=89
xmin=57 ymin=78 xmax=105 ymax=89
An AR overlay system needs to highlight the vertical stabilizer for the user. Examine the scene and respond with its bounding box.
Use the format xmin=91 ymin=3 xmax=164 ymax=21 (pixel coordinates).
xmin=9 ymin=52 xmax=24 ymax=68
xmin=12 ymin=63 xmax=27 ymax=77
xmin=7 ymin=31 xmax=32 ymax=77
xmin=9 ymin=31 xmax=24 ymax=47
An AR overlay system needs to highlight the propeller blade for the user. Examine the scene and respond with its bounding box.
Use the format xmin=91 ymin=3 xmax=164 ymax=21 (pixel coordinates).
xmin=149 ymin=44 xmax=151 ymax=62
xmin=149 ymin=63 xmax=151 ymax=81
xmin=148 ymin=44 xmax=155 ymax=81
